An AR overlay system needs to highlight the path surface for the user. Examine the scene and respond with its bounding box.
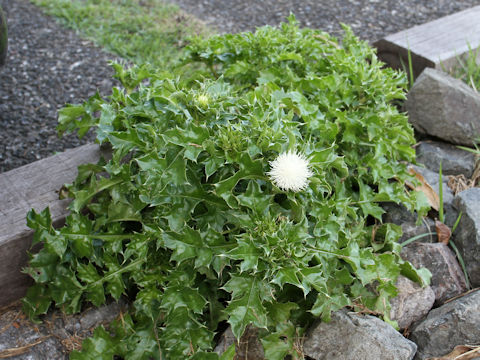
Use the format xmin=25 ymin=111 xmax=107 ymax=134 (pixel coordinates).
xmin=0 ymin=0 xmax=118 ymax=173
xmin=1 ymin=0 xmax=480 ymax=172
xmin=169 ymin=0 xmax=480 ymax=41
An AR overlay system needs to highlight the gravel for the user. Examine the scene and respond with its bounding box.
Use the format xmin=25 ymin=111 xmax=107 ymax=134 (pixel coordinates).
xmin=0 ymin=0 xmax=119 ymax=173
xmin=1 ymin=0 xmax=480 ymax=173
xmin=169 ymin=0 xmax=480 ymax=42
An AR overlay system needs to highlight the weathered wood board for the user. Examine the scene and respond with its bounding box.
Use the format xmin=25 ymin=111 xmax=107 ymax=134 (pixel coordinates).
xmin=0 ymin=144 xmax=107 ymax=307
xmin=374 ymin=5 xmax=480 ymax=79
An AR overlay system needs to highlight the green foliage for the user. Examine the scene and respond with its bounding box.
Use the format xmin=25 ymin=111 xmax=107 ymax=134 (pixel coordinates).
xmin=28 ymin=0 xmax=210 ymax=68
xmin=23 ymin=18 xmax=430 ymax=358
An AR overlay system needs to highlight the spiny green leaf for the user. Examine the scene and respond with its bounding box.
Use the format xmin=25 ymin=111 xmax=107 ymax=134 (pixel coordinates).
xmin=163 ymin=227 xmax=205 ymax=264
xmin=223 ymin=275 xmax=272 ymax=339
xmin=236 ymin=180 xmax=272 ymax=215
xmin=70 ymin=326 xmax=118 ymax=360
xmin=265 ymin=302 xmax=299 ymax=325
xmin=271 ymin=268 xmax=305 ymax=293
xmin=310 ymin=292 xmax=350 ymax=321
xmin=161 ymin=285 xmax=207 ymax=315
xmin=69 ymin=176 xmax=124 ymax=213
xmin=262 ymin=322 xmax=300 ymax=360
xmin=400 ymin=260 xmax=432 ymax=287
xmin=214 ymin=153 xmax=265 ymax=207
xmin=21 ymin=284 xmax=52 ymax=320
xmin=226 ymin=237 xmax=262 ymax=273
xmin=161 ymin=307 xmax=215 ymax=357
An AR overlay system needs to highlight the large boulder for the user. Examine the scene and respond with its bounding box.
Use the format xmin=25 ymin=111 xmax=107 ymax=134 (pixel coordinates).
xmin=303 ymin=309 xmax=417 ymax=360
xmin=410 ymin=290 xmax=480 ymax=360
xmin=415 ymin=140 xmax=476 ymax=178
xmin=406 ymin=68 xmax=480 ymax=146
xmin=452 ymin=187 xmax=480 ymax=287
xmin=390 ymin=276 xmax=435 ymax=330
xmin=401 ymin=242 xmax=467 ymax=305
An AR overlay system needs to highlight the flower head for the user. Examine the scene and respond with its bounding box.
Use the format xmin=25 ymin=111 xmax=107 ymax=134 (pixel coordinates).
xmin=267 ymin=150 xmax=312 ymax=192
xmin=196 ymin=94 xmax=210 ymax=108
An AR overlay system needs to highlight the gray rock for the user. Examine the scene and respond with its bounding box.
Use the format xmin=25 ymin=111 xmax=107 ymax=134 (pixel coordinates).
xmin=401 ymin=242 xmax=467 ymax=305
xmin=399 ymin=219 xmax=436 ymax=244
xmin=381 ymin=194 xmax=436 ymax=245
xmin=234 ymin=325 xmax=264 ymax=360
xmin=0 ymin=300 xmax=126 ymax=359
xmin=214 ymin=326 xmax=264 ymax=359
xmin=0 ymin=309 xmax=67 ymax=359
xmin=406 ymin=68 xmax=480 ymax=146
xmin=390 ymin=276 xmax=435 ymax=330
xmin=303 ymin=309 xmax=417 ymax=360
xmin=382 ymin=202 xmax=418 ymax=226
xmin=410 ymin=289 xmax=480 ymax=360
xmin=453 ymin=187 xmax=480 ymax=287
xmin=214 ymin=326 xmax=235 ymax=355
xmin=416 ymin=140 xmax=476 ymax=178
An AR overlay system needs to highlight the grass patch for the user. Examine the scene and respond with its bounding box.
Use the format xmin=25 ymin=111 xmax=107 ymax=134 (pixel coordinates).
xmin=450 ymin=45 xmax=480 ymax=92
xmin=29 ymin=0 xmax=211 ymax=68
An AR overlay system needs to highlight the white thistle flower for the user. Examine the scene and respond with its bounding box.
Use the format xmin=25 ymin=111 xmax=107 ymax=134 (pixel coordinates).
xmin=267 ymin=150 xmax=312 ymax=192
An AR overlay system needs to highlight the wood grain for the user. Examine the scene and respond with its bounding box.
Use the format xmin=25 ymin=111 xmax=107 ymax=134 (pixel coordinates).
xmin=0 ymin=143 xmax=107 ymax=307
xmin=374 ymin=5 xmax=480 ymax=79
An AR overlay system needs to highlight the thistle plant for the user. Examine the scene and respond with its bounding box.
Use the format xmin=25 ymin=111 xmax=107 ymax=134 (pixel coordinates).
xmin=23 ymin=17 xmax=430 ymax=359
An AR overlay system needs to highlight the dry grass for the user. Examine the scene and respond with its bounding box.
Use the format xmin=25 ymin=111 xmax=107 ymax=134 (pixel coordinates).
xmin=447 ymin=159 xmax=480 ymax=195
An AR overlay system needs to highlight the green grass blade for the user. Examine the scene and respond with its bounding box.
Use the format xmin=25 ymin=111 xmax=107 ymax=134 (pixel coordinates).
xmin=449 ymin=42 xmax=480 ymax=92
xmin=449 ymin=239 xmax=471 ymax=289
xmin=407 ymin=45 xmax=414 ymax=88
xmin=400 ymin=232 xmax=434 ymax=247
xmin=451 ymin=211 xmax=463 ymax=233
xmin=457 ymin=144 xmax=480 ymax=155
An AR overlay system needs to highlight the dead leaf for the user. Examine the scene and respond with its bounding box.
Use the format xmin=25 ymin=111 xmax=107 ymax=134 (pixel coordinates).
xmin=370 ymin=224 xmax=378 ymax=243
xmin=435 ymin=220 xmax=452 ymax=245
xmin=426 ymin=345 xmax=480 ymax=360
xmin=407 ymin=167 xmax=440 ymax=211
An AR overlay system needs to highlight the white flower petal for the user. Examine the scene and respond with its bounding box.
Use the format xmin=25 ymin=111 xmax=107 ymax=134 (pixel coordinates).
xmin=267 ymin=150 xmax=312 ymax=192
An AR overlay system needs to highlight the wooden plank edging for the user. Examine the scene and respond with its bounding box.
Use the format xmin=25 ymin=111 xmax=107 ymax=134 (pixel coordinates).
xmin=0 ymin=143 xmax=106 ymax=307
xmin=374 ymin=5 xmax=480 ymax=79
